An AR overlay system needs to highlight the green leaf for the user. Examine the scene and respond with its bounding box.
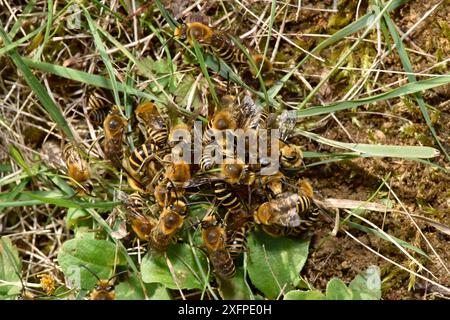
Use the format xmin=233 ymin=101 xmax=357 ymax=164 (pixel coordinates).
xmin=247 ymin=230 xmax=310 ymax=299
xmin=0 ymin=238 xmax=22 ymax=299
xmin=349 ymin=266 xmax=381 ymax=300
xmin=218 ymin=267 xmax=253 ymax=300
xmin=284 ymin=266 xmax=381 ymax=300
xmin=115 ymin=273 xmax=171 ymax=300
xmin=152 ymin=59 xmax=173 ymax=75
xmin=284 ymin=290 xmax=326 ymax=300
xmin=66 ymin=208 xmax=91 ymax=230
xmin=326 ymin=278 xmax=353 ymax=300
xmin=141 ymin=243 xmax=209 ymax=290
xmin=57 ymin=239 xmax=127 ymax=290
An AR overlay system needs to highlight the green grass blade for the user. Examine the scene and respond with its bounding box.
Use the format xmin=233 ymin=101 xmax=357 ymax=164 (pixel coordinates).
xmin=155 ymin=5 xmax=276 ymax=106
xmin=296 ymin=75 xmax=450 ymax=117
xmin=267 ymin=0 xmax=409 ymax=100
xmin=82 ymin=5 xmax=121 ymax=106
xmin=0 ymin=28 xmax=41 ymax=56
xmin=230 ymin=35 xmax=269 ymax=107
xmin=85 ymin=208 xmax=138 ymax=273
xmin=382 ymin=8 xmax=449 ymax=160
xmin=0 ymin=200 xmax=44 ymax=208
xmin=0 ymin=24 xmax=73 ymax=140
xmin=95 ymin=25 xmax=188 ymax=114
xmin=18 ymin=192 xmax=82 ymax=208
xmin=297 ymin=0 xmax=397 ymax=110
xmin=347 ymin=221 xmax=429 ymax=258
xmin=259 ymin=0 xmax=276 ymax=74
xmin=8 ymin=145 xmax=32 ymax=176
xmin=33 ymin=0 xmax=53 ymax=61
xmin=155 ymin=0 xmax=178 ymax=30
xmin=21 ymin=57 xmax=160 ymax=101
xmin=146 ymin=22 xmax=176 ymax=91
xmin=8 ymin=0 xmax=37 ymax=39
xmin=297 ymin=130 xmax=440 ymax=159
xmin=21 ymin=192 xmax=119 ymax=209
xmin=192 ymin=39 xmax=219 ymax=106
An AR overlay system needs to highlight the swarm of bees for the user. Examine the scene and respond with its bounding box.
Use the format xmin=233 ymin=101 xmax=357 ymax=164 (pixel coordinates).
xmin=60 ymin=18 xmax=328 ymax=298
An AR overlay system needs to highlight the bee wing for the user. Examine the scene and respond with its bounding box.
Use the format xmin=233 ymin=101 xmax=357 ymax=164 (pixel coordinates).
xmin=278 ymin=110 xmax=297 ymax=140
xmin=117 ymin=190 xmax=130 ymax=203
xmin=240 ymin=94 xmax=259 ymax=129
xmin=183 ymin=176 xmax=211 ymax=188
xmin=273 ymin=206 xmax=301 ymax=227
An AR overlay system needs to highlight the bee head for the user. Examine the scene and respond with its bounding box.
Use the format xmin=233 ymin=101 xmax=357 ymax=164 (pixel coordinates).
xmin=174 ymin=23 xmax=187 ymax=40
xmin=255 ymin=203 xmax=272 ymax=225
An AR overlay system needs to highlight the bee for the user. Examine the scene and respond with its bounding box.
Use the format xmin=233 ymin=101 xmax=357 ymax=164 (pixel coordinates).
xmin=123 ymin=192 xmax=157 ymax=241
xmin=277 ymin=110 xmax=303 ymax=170
xmin=219 ymin=160 xmax=255 ymax=186
xmin=89 ymin=279 xmax=116 ymax=300
xmin=174 ymin=22 xmax=214 ymax=46
xmin=226 ymin=227 xmax=249 ymax=259
xmin=256 ymin=171 xmax=286 ymax=197
xmin=80 ymin=265 xmax=127 ymax=300
xmin=199 ymin=142 xmax=219 ymax=172
xmin=134 ymin=101 xmax=168 ymax=148
xmin=251 ymin=54 xmax=273 ymax=75
xmin=260 ymin=207 xmax=320 ymax=237
xmin=175 ymin=22 xmax=251 ymax=67
xmin=254 ymin=192 xmax=312 ymax=228
xmin=103 ymin=106 xmax=127 ymax=167
xmin=87 ymin=88 xmax=110 ymax=126
xmin=208 ymin=32 xmax=248 ymax=65
xmin=262 ymin=180 xmax=321 ymax=237
xmin=153 ymin=161 xmax=191 ymax=205
xmin=224 ymin=210 xmax=253 ymax=259
xmin=153 ymin=181 xmax=177 ymax=207
xmin=237 ymin=94 xmax=276 ymax=130
xmin=212 ymin=180 xmax=245 ymax=213
xmin=148 ymin=200 xmax=187 ymax=251
xmin=128 ymin=141 xmax=161 ymax=180
xmin=88 ymin=108 xmax=110 ymax=127
xmin=168 ymin=122 xmax=193 ymax=160
xmin=164 ymin=160 xmax=192 ymax=189
xmin=62 ymin=143 xmax=92 ymax=194
xmin=200 ymin=215 xmax=236 ymax=279
xmin=203 ymin=108 xmax=237 ymax=144
xmin=279 ymin=140 xmax=303 ymax=170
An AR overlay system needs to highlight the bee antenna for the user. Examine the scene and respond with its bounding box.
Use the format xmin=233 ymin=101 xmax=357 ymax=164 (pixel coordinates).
xmin=159 ymin=35 xmax=175 ymax=55
xmin=79 ymin=264 xmax=101 ymax=282
xmin=185 ymin=218 xmax=202 ymax=231
xmin=107 ymin=269 xmax=129 ymax=282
